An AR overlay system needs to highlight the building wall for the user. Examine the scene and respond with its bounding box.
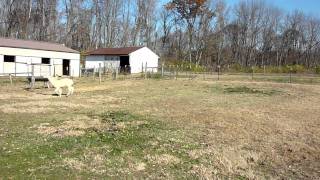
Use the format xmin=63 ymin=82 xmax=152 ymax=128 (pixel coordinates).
xmin=0 ymin=55 xmax=3 ymax=74
xmin=129 ymin=47 xmax=159 ymax=73
xmin=53 ymin=59 xmax=63 ymax=76
xmin=70 ymin=59 xmax=80 ymax=77
xmin=0 ymin=47 xmax=80 ymax=77
xmin=85 ymin=55 xmax=120 ymax=71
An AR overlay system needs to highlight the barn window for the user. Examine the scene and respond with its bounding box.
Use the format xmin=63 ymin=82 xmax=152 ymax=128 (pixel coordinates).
xmin=42 ymin=58 xmax=50 ymax=64
xmin=4 ymin=55 xmax=15 ymax=62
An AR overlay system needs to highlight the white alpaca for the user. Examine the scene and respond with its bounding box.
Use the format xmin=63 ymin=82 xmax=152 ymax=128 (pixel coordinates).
xmin=47 ymin=76 xmax=74 ymax=97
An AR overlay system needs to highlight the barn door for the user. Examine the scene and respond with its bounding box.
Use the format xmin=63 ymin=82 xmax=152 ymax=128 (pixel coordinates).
xmin=63 ymin=59 xmax=70 ymax=76
xmin=120 ymin=56 xmax=130 ymax=74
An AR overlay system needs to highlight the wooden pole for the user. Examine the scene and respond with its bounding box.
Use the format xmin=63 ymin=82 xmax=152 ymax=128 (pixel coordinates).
xmin=116 ymin=67 xmax=118 ymax=80
xmin=15 ymin=59 xmax=16 ymax=77
xmin=112 ymin=69 xmax=116 ymax=80
xmin=251 ymin=66 xmax=254 ymax=80
xmin=203 ymin=67 xmax=205 ymax=80
xmin=289 ymin=68 xmax=292 ymax=83
xmin=161 ymin=63 xmax=164 ymax=77
xmin=175 ymin=65 xmax=179 ymax=80
xmin=9 ymin=74 xmax=13 ymax=85
xmin=99 ymin=63 xmax=102 ymax=84
xmin=79 ymin=61 xmax=82 ymax=78
xmin=145 ymin=62 xmax=147 ymax=79
xmin=217 ymin=65 xmax=220 ymax=81
xmin=31 ymin=65 xmax=35 ymax=88
xmin=142 ymin=62 xmax=144 ymax=73
xmin=93 ymin=66 xmax=95 ymax=80
xmin=53 ymin=65 xmax=56 ymax=77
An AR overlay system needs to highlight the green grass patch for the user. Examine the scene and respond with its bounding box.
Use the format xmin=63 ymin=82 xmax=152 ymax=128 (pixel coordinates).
xmin=0 ymin=111 xmax=200 ymax=178
xmin=224 ymin=86 xmax=279 ymax=96
xmin=211 ymin=84 xmax=280 ymax=96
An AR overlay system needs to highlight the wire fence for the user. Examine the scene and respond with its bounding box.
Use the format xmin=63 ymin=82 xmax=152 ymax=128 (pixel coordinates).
xmin=79 ymin=64 xmax=320 ymax=85
xmin=1 ymin=63 xmax=319 ymax=85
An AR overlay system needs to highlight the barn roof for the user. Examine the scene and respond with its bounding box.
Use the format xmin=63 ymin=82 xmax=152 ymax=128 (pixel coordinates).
xmin=86 ymin=47 xmax=144 ymax=56
xmin=0 ymin=37 xmax=79 ymax=53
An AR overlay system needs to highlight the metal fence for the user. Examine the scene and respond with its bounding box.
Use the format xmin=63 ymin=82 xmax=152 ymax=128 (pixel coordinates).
xmin=79 ymin=64 xmax=320 ymax=85
xmin=0 ymin=62 xmax=52 ymax=77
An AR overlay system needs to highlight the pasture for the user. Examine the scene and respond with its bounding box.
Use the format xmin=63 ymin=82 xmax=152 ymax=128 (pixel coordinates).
xmin=0 ymin=75 xmax=319 ymax=179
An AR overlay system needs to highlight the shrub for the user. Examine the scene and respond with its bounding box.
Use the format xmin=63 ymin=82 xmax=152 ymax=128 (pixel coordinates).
xmin=314 ymin=66 xmax=320 ymax=74
xmin=167 ymin=61 xmax=207 ymax=72
xmin=287 ymin=65 xmax=306 ymax=73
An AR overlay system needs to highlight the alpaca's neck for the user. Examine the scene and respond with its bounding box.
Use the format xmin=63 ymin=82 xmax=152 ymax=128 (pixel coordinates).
xmin=48 ymin=78 xmax=58 ymax=87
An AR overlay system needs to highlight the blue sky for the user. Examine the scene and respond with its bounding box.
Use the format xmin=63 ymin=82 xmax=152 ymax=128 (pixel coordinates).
xmin=160 ymin=0 xmax=320 ymax=16
xmin=226 ymin=0 xmax=320 ymax=16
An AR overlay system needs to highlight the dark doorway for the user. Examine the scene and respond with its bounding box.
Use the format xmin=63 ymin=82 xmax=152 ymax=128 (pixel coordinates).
xmin=120 ymin=56 xmax=130 ymax=74
xmin=63 ymin=59 xmax=70 ymax=76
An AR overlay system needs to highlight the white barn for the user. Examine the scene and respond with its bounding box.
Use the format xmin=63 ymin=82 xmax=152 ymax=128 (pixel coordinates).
xmin=0 ymin=38 xmax=80 ymax=77
xmin=85 ymin=47 xmax=159 ymax=74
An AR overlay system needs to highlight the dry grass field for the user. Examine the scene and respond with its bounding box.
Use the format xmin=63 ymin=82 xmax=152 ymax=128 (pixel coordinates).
xmin=0 ymin=76 xmax=319 ymax=179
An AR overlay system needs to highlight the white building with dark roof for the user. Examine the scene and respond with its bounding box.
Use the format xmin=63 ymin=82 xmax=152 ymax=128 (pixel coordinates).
xmin=85 ymin=47 xmax=159 ymax=74
xmin=0 ymin=38 xmax=80 ymax=77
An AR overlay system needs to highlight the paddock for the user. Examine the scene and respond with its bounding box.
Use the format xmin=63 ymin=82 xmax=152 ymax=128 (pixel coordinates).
xmin=0 ymin=75 xmax=319 ymax=179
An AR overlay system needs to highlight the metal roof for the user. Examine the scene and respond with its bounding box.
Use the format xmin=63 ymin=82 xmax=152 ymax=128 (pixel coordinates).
xmin=86 ymin=47 xmax=144 ymax=56
xmin=0 ymin=37 xmax=79 ymax=53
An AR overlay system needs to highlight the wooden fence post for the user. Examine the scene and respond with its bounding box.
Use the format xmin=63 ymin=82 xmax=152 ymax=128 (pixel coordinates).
xmin=217 ymin=65 xmax=221 ymax=81
xmin=93 ymin=66 xmax=95 ymax=80
xmin=289 ymin=67 xmax=292 ymax=83
xmin=31 ymin=65 xmax=35 ymax=88
xmin=53 ymin=65 xmax=56 ymax=77
xmin=116 ymin=67 xmax=119 ymax=80
xmin=175 ymin=65 xmax=178 ymax=80
xmin=112 ymin=68 xmax=117 ymax=80
xmin=9 ymin=74 xmax=13 ymax=85
xmin=161 ymin=63 xmax=164 ymax=77
xmin=145 ymin=62 xmax=148 ymax=79
xmin=203 ymin=66 xmax=205 ymax=80
xmin=99 ymin=63 xmax=102 ymax=84
xmin=142 ymin=62 xmax=144 ymax=73
xmin=251 ymin=66 xmax=254 ymax=80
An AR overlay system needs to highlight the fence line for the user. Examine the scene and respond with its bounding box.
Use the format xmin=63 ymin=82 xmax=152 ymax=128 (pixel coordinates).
xmin=79 ymin=63 xmax=320 ymax=85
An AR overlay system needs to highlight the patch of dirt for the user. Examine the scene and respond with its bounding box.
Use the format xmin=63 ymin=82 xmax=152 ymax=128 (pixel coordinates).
xmin=188 ymin=148 xmax=214 ymax=160
xmin=63 ymin=148 xmax=108 ymax=174
xmin=0 ymin=101 xmax=89 ymax=114
xmin=34 ymin=115 xmax=106 ymax=137
xmin=189 ymin=164 xmax=216 ymax=179
xmin=135 ymin=162 xmax=147 ymax=171
xmin=83 ymin=151 xmax=107 ymax=174
xmin=63 ymin=158 xmax=86 ymax=171
xmin=84 ymin=95 xmax=126 ymax=106
xmin=147 ymin=154 xmax=180 ymax=166
xmin=35 ymin=123 xmax=86 ymax=137
xmin=33 ymin=115 xmax=147 ymax=138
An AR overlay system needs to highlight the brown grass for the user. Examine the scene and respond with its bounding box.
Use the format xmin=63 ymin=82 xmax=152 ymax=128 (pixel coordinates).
xmin=1 ymin=77 xmax=319 ymax=179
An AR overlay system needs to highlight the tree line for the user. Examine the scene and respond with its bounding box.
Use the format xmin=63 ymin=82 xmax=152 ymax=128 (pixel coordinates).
xmin=0 ymin=0 xmax=319 ymax=69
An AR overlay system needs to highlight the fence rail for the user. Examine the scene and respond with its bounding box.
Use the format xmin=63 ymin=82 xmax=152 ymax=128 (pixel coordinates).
xmin=0 ymin=62 xmax=52 ymax=77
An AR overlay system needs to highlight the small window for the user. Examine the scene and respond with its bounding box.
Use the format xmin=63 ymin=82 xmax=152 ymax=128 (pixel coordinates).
xmin=4 ymin=55 xmax=15 ymax=62
xmin=42 ymin=58 xmax=50 ymax=64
